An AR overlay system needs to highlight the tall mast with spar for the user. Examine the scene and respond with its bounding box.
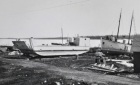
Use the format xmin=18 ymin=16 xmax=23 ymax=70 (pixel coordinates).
xmin=116 ymin=9 xmax=122 ymax=41
xmin=128 ymin=11 xmax=134 ymax=44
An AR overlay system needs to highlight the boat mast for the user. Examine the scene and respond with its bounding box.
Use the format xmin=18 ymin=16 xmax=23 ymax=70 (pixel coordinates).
xmin=29 ymin=37 xmax=34 ymax=49
xmin=128 ymin=11 xmax=134 ymax=44
xmin=61 ymin=28 xmax=63 ymax=44
xmin=116 ymin=9 xmax=122 ymax=41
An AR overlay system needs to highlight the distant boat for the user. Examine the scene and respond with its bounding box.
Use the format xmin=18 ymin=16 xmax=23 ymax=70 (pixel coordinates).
xmin=100 ymin=10 xmax=133 ymax=55
xmin=12 ymin=37 xmax=90 ymax=57
xmin=51 ymin=42 xmax=68 ymax=46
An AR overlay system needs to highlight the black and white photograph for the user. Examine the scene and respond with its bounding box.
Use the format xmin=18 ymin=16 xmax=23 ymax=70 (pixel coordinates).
xmin=0 ymin=0 xmax=140 ymax=85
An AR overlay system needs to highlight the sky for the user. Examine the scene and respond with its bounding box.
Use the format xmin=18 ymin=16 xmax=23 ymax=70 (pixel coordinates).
xmin=0 ymin=0 xmax=140 ymax=38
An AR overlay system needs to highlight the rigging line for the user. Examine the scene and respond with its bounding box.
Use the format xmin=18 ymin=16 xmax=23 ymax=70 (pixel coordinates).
xmin=103 ymin=13 xmax=120 ymax=35
xmin=133 ymin=13 xmax=137 ymax=34
xmin=2 ymin=0 xmax=91 ymax=16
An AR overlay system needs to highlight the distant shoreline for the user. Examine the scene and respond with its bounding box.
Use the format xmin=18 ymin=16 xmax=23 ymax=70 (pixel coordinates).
xmin=0 ymin=35 xmax=134 ymax=39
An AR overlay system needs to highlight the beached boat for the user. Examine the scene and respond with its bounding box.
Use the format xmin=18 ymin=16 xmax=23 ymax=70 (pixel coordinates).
xmin=101 ymin=38 xmax=132 ymax=55
xmin=12 ymin=37 xmax=90 ymax=57
xmin=100 ymin=10 xmax=133 ymax=55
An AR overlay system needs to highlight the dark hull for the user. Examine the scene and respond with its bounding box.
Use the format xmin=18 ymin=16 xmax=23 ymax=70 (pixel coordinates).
xmin=101 ymin=49 xmax=132 ymax=56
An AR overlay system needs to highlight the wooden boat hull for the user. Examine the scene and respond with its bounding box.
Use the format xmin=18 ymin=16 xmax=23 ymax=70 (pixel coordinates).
xmin=101 ymin=38 xmax=132 ymax=55
xmin=35 ymin=50 xmax=88 ymax=56
xmin=12 ymin=41 xmax=90 ymax=57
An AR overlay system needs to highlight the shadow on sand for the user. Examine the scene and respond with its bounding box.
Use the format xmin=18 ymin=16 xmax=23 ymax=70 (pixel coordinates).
xmin=3 ymin=55 xmax=27 ymax=59
xmin=2 ymin=55 xmax=60 ymax=60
